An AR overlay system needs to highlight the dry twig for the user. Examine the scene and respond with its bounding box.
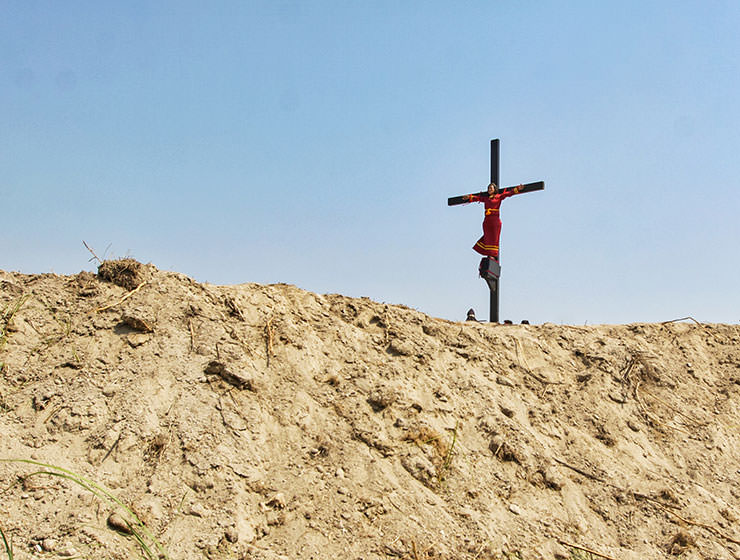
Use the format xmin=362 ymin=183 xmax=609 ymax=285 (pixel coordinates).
xmin=82 ymin=240 xmax=102 ymax=264
xmin=661 ymin=316 xmax=703 ymax=326
xmin=95 ymin=281 xmax=147 ymax=313
xmin=558 ymin=539 xmax=617 ymax=560
xmin=552 ymin=457 xmax=608 ymax=484
xmin=639 ymin=386 xmax=707 ymax=429
xmin=552 ymin=456 xmax=740 ymax=555
xmin=224 ymin=296 xmax=245 ymax=321
xmin=265 ymin=317 xmax=274 ymax=366
xmin=639 ymin=495 xmax=740 ymax=547
xmin=660 ymin=316 xmax=723 ymax=345
xmin=100 ymin=433 xmax=122 ymax=464
xmin=621 ymin=355 xmax=701 ymax=434
xmin=411 ymin=540 xmax=420 ymax=560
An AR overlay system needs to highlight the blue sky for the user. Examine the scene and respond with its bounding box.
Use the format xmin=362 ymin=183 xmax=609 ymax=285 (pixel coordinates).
xmin=2 ymin=1 xmax=739 ymax=324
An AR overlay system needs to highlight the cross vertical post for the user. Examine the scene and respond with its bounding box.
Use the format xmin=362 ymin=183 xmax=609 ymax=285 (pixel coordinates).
xmin=489 ymin=139 xmax=500 ymax=323
xmin=447 ymin=138 xmax=544 ymax=324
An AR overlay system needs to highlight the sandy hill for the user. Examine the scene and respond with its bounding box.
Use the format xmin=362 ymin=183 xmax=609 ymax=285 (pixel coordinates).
xmin=1 ymin=262 xmax=739 ymax=560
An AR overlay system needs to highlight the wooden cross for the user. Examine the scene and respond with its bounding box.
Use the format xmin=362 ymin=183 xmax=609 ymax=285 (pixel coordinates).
xmin=448 ymin=139 xmax=544 ymax=323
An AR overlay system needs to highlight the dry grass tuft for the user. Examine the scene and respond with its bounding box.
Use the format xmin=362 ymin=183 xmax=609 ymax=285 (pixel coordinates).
xmin=668 ymin=531 xmax=695 ymax=555
xmin=404 ymin=426 xmax=450 ymax=460
xmin=404 ymin=423 xmax=459 ymax=487
xmin=97 ymin=258 xmax=144 ymax=290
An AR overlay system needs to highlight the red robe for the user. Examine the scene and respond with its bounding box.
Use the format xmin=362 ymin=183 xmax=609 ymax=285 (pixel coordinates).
xmin=467 ymin=187 xmax=523 ymax=259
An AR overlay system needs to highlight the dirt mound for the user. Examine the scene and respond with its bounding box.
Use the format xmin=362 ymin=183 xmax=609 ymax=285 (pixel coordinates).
xmin=1 ymin=265 xmax=739 ymax=560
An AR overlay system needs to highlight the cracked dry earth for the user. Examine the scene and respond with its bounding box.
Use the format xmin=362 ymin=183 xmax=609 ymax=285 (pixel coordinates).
xmin=1 ymin=263 xmax=739 ymax=560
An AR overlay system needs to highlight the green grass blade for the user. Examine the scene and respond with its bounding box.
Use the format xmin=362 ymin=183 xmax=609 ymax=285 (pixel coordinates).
xmin=0 ymin=524 xmax=13 ymax=560
xmin=0 ymin=459 xmax=169 ymax=560
xmin=1 ymin=296 xmax=29 ymax=342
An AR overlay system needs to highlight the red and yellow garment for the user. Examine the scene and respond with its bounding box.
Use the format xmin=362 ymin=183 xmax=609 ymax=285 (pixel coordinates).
xmin=466 ymin=187 xmax=523 ymax=259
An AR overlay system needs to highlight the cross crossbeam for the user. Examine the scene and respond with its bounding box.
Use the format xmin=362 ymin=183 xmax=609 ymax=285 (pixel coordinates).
xmin=447 ymin=181 xmax=544 ymax=206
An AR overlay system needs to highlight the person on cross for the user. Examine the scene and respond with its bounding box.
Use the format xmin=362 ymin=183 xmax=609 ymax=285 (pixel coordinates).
xmin=465 ymin=181 xmax=525 ymax=262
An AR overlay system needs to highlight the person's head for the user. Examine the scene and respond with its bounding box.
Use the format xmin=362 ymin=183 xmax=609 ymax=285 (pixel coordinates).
xmin=487 ymin=182 xmax=499 ymax=195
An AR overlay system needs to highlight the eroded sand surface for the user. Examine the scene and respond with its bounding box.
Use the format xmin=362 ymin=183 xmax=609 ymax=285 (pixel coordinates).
xmin=1 ymin=264 xmax=739 ymax=559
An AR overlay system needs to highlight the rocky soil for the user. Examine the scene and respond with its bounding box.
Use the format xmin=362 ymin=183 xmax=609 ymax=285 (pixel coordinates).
xmin=1 ymin=262 xmax=739 ymax=560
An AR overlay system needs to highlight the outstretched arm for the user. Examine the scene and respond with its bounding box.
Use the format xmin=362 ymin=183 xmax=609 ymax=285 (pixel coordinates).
xmin=499 ymin=184 xmax=524 ymax=200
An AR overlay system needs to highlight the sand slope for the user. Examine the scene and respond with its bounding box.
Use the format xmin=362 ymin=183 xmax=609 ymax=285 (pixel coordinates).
xmin=1 ymin=264 xmax=739 ymax=559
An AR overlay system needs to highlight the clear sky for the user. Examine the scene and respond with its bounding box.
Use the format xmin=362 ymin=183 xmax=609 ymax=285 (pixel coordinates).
xmin=2 ymin=1 xmax=739 ymax=324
